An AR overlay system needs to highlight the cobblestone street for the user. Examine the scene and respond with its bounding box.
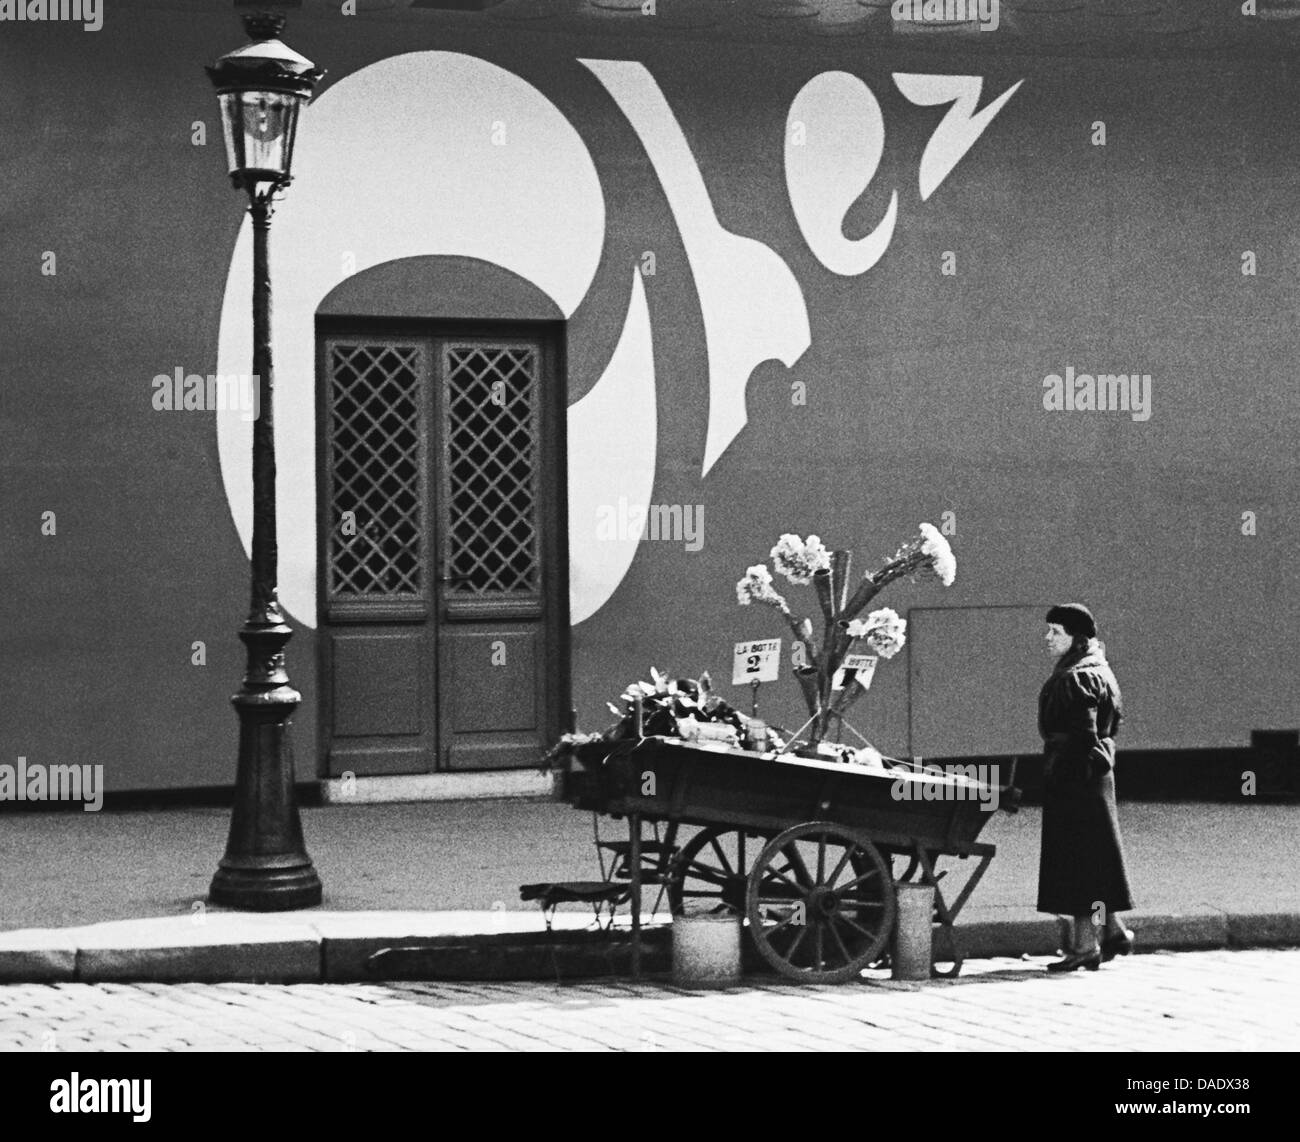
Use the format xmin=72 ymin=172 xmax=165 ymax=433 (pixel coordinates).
xmin=1 ymin=949 xmax=1295 ymax=1052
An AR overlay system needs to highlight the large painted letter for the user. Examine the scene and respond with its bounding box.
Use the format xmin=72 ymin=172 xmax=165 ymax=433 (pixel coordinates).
xmin=582 ymin=59 xmax=811 ymax=476
xmin=568 ymin=271 xmax=657 ymax=624
xmin=786 ymin=71 xmax=898 ymax=276
xmin=215 ymin=52 xmax=657 ymax=627
xmin=893 ymin=73 xmax=1023 ymax=201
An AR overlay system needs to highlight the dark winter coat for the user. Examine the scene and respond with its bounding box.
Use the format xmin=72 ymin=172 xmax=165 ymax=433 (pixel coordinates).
xmin=1036 ymin=638 xmax=1134 ymax=916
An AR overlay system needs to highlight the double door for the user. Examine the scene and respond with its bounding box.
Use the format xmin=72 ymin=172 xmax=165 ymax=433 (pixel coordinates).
xmin=317 ymin=325 xmax=567 ymax=775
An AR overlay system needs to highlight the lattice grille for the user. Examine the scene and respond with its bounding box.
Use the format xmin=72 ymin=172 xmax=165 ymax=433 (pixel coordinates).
xmin=327 ymin=343 xmax=425 ymax=599
xmin=444 ymin=344 xmax=539 ymax=596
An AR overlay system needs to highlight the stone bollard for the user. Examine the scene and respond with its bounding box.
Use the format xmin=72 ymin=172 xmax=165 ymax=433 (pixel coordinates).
xmin=672 ymin=913 xmax=741 ymax=988
xmin=892 ymin=882 xmax=935 ymax=981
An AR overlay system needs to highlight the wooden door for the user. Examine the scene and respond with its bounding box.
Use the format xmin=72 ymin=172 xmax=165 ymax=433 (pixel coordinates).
xmin=318 ymin=325 xmax=567 ymax=777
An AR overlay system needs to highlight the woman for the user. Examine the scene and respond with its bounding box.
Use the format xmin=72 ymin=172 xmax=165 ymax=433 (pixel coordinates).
xmin=1038 ymin=604 xmax=1135 ymax=972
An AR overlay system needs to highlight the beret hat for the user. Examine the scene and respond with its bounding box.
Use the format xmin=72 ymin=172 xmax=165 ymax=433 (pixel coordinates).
xmin=1046 ymin=603 xmax=1097 ymax=640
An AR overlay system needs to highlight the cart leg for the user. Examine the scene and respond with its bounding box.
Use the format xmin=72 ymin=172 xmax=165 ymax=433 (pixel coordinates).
xmin=931 ymin=850 xmax=994 ymax=977
xmin=629 ymin=813 xmax=642 ymax=980
xmin=945 ymin=850 xmax=994 ymax=920
xmin=649 ymin=820 xmax=680 ymax=918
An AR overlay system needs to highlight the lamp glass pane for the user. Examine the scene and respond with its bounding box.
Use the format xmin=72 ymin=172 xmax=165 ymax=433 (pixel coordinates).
xmin=217 ymin=90 xmax=304 ymax=181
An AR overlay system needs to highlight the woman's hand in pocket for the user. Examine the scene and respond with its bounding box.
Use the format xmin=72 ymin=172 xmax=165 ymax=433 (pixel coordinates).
xmin=1085 ymin=742 xmax=1113 ymax=780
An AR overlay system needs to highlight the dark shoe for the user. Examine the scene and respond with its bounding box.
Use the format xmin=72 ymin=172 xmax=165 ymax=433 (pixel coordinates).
xmin=1101 ymin=928 xmax=1135 ymax=962
xmin=1047 ymin=948 xmax=1101 ymax=973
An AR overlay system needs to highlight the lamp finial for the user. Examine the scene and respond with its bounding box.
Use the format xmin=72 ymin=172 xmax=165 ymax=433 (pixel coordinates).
xmin=243 ymin=12 xmax=286 ymax=41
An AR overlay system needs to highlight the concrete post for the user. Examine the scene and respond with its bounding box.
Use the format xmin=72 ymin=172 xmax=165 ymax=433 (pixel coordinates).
xmin=892 ymin=882 xmax=935 ymax=981
xmin=672 ymin=913 xmax=741 ymax=988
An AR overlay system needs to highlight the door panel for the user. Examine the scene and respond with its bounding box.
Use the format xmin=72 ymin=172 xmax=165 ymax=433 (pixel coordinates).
xmin=440 ymin=342 xmax=543 ymax=611
xmin=330 ymin=631 xmax=423 ymax=737
xmin=324 ymin=629 xmax=430 ymax=776
xmin=324 ymin=340 xmax=430 ymax=619
xmin=318 ymin=325 xmax=565 ymax=776
xmin=446 ymin=629 xmax=538 ymax=731
xmin=320 ymin=337 xmax=435 ymax=777
xmin=437 ymin=339 xmax=551 ymax=770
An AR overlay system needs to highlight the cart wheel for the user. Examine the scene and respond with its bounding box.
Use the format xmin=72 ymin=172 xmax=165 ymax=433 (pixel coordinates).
xmin=746 ymin=822 xmax=896 ymax=984
xmin=667 ymin=827 xmax=764 ymax=916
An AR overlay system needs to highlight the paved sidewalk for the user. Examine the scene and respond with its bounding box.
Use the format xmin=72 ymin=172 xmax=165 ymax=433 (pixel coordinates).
xmin=0 ymin=798 xmax=1297 ymax=983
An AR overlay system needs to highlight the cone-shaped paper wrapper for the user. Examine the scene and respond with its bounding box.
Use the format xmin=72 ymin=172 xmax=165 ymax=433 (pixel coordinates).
xmin=830 ymin=550 xmax=851 ymax=615
xmin=842 ymin=574 xmax=882 ymax=623
xmin=813 ymin=568 xmax=834 ymax=625
xmin=829 ymin=619 xmax=856 ymax=667
xmin=830 ymin=676 xmax=867 ymax=719
xmin=794 ymin=666 xmax=821 ymax=718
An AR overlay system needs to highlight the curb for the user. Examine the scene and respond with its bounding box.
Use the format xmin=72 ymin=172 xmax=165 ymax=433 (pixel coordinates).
xmin=0 ymin=910 xmax=1295 ymax=985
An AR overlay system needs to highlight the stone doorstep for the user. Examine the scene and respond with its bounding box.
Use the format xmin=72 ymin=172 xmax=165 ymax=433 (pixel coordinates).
xmin=317 ymin=771 xmax=557 ymax=805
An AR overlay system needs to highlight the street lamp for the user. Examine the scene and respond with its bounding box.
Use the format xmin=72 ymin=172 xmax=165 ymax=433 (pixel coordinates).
xmin=207 ymin=12 xmax=325 ymax=911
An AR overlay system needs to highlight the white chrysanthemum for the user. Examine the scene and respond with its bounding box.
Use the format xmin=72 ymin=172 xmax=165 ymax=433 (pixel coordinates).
xmin=863 ymin=607 xmax=905 ymax=633
xmin=769 ymin=534 xmax=804 ymax=581
xmin=770 ymin=533 xmax=832 ymax=584
xmin=804 ymin=534 xmax=831 ymax=572
xmin=861 ymin=607 xmax=907 ymax=659
xmin=736 ymin=564 xmax=789 ymax=612
xmin=918 ymin=522 xmax=956 ymax=587
xmin=845 ymin=608 xmax=907 ymax=657
xmin=867 ymin=632 xmax=904 ymax=659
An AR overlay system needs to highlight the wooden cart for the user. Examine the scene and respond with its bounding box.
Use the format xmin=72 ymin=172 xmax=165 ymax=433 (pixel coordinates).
xmin=547 ymin=736 xmax=1017 ymax=983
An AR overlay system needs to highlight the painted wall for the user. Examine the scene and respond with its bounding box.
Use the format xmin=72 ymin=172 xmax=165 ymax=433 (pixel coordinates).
xmin=1 ymin=9 xmax=1297 ymax=790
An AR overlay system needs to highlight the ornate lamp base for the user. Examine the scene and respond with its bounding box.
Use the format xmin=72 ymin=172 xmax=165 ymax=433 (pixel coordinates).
xmin=209 ymin=859 xmax=322 ymax=911
xmin=209 ymin=622 xmax=322 ymax=912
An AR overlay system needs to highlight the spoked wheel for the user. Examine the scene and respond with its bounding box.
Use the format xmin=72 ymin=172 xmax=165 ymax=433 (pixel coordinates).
xmin=746 ymin=822 xmax=896 ymax=984
xmin=666 ymin=827 xmax=765 ymax=916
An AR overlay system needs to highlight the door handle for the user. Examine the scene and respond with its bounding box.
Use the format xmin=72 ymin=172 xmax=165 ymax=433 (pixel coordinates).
xmin=436 ymin=573 xmax=473 ymax=585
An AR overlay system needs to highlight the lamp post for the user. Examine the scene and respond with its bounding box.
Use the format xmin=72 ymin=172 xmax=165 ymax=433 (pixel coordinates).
xmin=207 ymin=12 xmax=325 ymax=911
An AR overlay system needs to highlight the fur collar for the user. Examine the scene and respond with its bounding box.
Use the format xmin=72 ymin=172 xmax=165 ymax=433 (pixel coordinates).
xmin=1053 ymin=637 xmax=1108 ymax=676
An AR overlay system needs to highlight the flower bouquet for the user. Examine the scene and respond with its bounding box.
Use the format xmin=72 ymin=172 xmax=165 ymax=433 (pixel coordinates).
xmin=541 ymin=668 xmax=780 ymax=772
xmin=736 ymin=524 xmax=955 ymax=750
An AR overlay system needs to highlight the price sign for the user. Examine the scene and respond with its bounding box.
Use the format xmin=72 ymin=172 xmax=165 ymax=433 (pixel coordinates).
xmin=833 ymin=654 xmax=878 ymax=691
xmin=732 ymin=639 xmax=781 ymax=686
